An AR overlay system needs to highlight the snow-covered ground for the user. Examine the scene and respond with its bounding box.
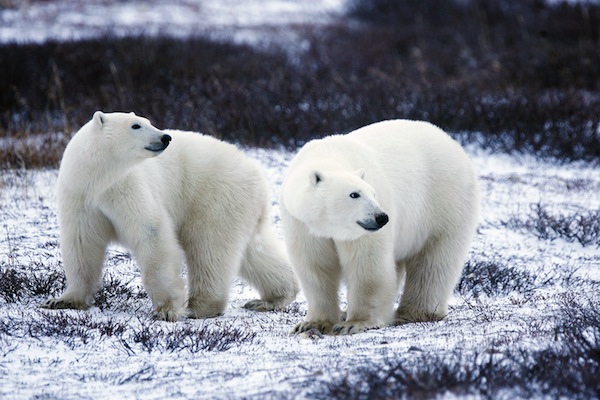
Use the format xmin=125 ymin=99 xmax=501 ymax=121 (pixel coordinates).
xmin=1 ymin=144 xmax=599 ymax=399
xmin=1 ymin=0 xmax=599 ymax=398
xmin=0 ymin=0 xmax=344 ymax=45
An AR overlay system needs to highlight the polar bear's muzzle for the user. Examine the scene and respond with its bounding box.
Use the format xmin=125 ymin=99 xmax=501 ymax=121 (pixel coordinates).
xmin=145 ymin=134 xmax=172 ymax=152
xmin=357 ymin=212 xmax=389 ymax=231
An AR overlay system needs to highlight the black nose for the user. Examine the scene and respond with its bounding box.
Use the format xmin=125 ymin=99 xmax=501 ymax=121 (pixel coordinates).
xmin=375 ymin=213 xmax=389 ymax=228
xmin=161 ymin=134 xmax=172 ymax=146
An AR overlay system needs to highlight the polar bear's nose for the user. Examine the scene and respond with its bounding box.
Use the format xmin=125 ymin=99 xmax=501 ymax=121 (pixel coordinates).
xmin=161 ymin=134 xmax=172 ymax=147
xmin=357 ymin=212 xmax=389 ymax=231
xmin=375 ymin=213 xmax=389 ymax=228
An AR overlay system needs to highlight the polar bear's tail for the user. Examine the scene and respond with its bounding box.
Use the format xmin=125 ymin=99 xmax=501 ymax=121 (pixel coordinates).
xmin=239 ymin=215 xmax=299 ymax=312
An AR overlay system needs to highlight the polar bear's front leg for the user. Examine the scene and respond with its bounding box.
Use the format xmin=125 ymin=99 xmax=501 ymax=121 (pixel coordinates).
xmin=283 ymin=214 xmax=341 ymax=334
xmin=103 ymin=187 xmax=187 ymax=322
xmin=177 ymin=220 xmax=249 ymax=319
xmin=396 ymin=235 xmax=466 ymax=324
xmin=41 ymin=210 xmax=111 ymax=311
xmin=293 ymin=256 xmax=341 ymax=335
xmin=333 ymin=239 xmax=396 ymax=335
xmin=132 ymin=224 xmax=187 ymax=322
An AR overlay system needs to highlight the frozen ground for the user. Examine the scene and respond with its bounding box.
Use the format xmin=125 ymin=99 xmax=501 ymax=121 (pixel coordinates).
xmin=3 ymin=0 xmax=597 ymax=46
xmin=0 ymin=0 xmax=344 ymax=46
xmin=1 ymin=0 xmax=599 ymax=398
xmin=1 ymin=143 xmax=599 ymax=399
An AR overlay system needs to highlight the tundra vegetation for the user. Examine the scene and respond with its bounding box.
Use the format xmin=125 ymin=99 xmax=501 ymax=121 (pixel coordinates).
xmin=1 ymin=0 xmax=599 ymax=398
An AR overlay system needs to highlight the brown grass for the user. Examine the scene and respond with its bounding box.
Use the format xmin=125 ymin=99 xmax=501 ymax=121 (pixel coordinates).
xmin=1 ymin=0 xmax=599 ymax=168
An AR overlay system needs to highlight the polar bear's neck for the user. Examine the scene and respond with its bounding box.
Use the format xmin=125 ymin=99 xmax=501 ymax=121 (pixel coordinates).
xmin=58 ymin=129 xmax=138 ymax=196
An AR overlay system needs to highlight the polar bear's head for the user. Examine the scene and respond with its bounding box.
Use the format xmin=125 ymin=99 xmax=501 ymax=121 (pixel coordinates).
xmin=91 ymin=111 xmax=171 ymax=161
xmin=285 ymin=168 xmax=389 ymax=241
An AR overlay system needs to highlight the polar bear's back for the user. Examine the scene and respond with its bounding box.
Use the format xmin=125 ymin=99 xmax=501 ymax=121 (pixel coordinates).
xmin=162 ymin=129 xmax=260 ymax=171
xmin=348 ymin=120 xmax=469 ymax=169
xmin=348 ymin=119 xmax=479 ymax=258
xmin=158 ymin=129 xmax=265 ymax=185
xmin=147 ymin=130 xmax=268 ymax=230
xmin=348 ymin=119 xmax=476 ymax=195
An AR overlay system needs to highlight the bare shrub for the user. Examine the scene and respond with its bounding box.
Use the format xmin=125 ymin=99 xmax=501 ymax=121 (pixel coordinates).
xmin=456 ymin=258 xmax=539 ymax=298
xmin=1 ymin=0 xmax=600 ymax=167
xmin=0 ymin=264 xmax=64 ymax=303
xmin=26 ymin=311 xmax=127 ymax=347
xmin=321 ymin=307 xmax=600 ymax=400
xmin=0 ymin=266 xmax=28 ymax=302
xmin=504 ymin=203 xmax=600 ymax=247
xmin=319 ymin=351 xmax=521 ymax=399
xmin=93 ymin=274 xmax=147 ymax=312
xmin=129 ymin=320 xmax=258 ymax=353
xmin=318 ymin=291 xmax=600 ymax=399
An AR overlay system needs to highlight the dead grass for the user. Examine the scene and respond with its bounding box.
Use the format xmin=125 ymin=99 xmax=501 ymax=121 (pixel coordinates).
xmin=320 ymin=293 xmax=600 ymax=399
xmin=1 ymin=0 xmax=599 ymax=168
xmin=503 ymin=203 xmax=600 ymax=247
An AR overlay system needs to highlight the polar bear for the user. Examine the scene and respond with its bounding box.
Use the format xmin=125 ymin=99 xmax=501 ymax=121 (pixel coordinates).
xmin=281 ymin=119 xmax=479 ymax=335
xmin=42 ymin=111 xmax=298 ymax=321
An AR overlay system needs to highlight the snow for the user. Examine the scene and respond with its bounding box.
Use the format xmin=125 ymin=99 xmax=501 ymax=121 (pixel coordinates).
xmin=0 ymin=0 xmax=344 ymax=45
xmin=1 ymin=1 xmax=599 ymax=398
xmin=1 ymin=145 xmax=599 ymax=399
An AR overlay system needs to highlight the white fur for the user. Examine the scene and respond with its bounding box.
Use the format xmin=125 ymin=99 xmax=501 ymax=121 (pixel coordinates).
xmin=42 ymin=111 xmax=298 ymax=321
xmin=282 ymin=119 xmax=479 ymax=335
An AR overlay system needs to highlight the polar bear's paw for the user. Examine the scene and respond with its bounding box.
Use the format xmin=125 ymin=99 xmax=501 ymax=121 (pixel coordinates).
xmin=243 ymin=298 xmax=289 ymax=312
xmin=152 ymin=303 xmax=186 ymax=322
xmin=395 ymin=307 xmax=446 ymax=325
xmin=293 ymin=320 xmax=334 ymax=335
xmin=40 ymin=297 xmax=89 ymax=310
xmin=332 ymin=321 xmax=379 ymax=335
xmin=186 ymin=298 xmax=225 ymax=319
xmin=153 ymin=309 xmax=182 ymax=322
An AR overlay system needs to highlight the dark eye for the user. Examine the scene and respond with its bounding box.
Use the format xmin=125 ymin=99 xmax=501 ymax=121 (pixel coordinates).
xmin=132 ymin=124 xmax=141 ymax=129
xmin=349 ymin=192 xmax=360 ymax=199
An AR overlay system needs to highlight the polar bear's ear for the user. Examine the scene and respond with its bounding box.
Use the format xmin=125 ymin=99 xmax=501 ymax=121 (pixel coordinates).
xmin=354 ymin=168 xmax=366 ymax=180
xmin=93 ymin=111 xmax=105 ymax=128
xmin=310 ymin=171 xmax=323 ymax=187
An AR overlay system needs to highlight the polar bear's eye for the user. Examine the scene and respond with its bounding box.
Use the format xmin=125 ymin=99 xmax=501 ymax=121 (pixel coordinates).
xmin=350 ymin=192 xmax=360 ymax=199
xmin=132 ymin=124 xmax=141 ymax=130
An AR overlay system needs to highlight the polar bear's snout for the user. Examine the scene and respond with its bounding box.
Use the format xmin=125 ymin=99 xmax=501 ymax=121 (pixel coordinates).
xmin=145 ymin=134 xmax=172 ymax=152
xmin=357 ymin=212 xmax=389 ymax=231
